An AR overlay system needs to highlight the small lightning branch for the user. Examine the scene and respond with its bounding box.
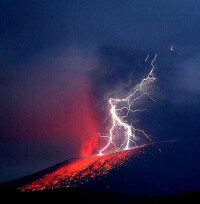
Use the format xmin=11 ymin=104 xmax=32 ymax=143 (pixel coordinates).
xmin=145 ymin=54 xmax=149 ymax=62
xmin=99 ymin=54 xmax=157 ymax=155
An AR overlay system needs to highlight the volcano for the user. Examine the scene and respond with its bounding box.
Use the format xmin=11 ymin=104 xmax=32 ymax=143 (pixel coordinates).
xmin=1 ymin=141 xmax=200 ymax=202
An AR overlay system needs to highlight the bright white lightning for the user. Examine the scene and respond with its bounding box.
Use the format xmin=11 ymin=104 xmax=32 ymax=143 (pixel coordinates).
xmin=145 ymin=54 xmax=149 ymax=62
xmin=99 ymin=54 xmax=157 ymax=155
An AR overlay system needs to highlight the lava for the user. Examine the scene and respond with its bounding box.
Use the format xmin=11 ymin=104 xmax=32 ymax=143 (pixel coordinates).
xmin=19 ymin=148 xmax=140 ymax=192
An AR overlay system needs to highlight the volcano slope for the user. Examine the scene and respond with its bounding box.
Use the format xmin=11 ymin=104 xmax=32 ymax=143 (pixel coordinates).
xmin=1 ymin=141 xmax=200 ymax=203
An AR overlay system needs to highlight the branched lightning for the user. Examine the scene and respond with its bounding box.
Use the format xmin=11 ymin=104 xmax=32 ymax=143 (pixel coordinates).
xmin=99 ymin=54 xmax=157 ymax=155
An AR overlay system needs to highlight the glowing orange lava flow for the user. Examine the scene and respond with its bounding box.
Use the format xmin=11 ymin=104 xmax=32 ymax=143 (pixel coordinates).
xmin=19 ymin=149 xmax=140 ymax=192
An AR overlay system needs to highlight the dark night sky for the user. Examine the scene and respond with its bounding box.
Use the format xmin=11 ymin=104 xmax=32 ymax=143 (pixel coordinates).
xmin=0 ymin=0 xmax=200 ymax=191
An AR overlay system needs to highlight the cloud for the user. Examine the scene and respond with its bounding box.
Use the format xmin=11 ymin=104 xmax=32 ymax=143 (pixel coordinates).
xmin=0 ymin=47 xmax=102 ymax=182
xmin=176 ymin=55 xmax=200 ymax=94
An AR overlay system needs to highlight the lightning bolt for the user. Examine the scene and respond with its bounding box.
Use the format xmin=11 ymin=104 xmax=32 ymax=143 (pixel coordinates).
xmin=99 ymin=54 xmax=157 ymax=155
xmin=145 ymin=54 xmax=149 ymax=62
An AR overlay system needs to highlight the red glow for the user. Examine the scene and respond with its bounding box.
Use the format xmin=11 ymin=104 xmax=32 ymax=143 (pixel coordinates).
xmin=15 ymin=74 xmax=100 ymax=157
xmin=80 ymin=133 xmax=99 ymax=157
xmin=50 ymin=74 xmax=100 ymax=157
xmin=19 ymin=148 xmax=140 ymax=192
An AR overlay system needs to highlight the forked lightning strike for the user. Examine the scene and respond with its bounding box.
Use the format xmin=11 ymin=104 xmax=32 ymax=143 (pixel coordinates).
xmin=99 ymin=54 xmax=157 ymax=155
xmin=19 ymin=54 xmax=159 ymax=192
